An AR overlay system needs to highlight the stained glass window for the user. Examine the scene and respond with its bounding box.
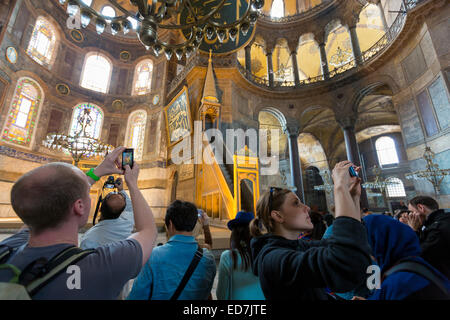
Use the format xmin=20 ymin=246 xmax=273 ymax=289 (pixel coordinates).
xmin=376 ymin=136 xmax=399 ymax=166
xmin=2 ymin=78 xmax=43 ymax=148
xmin=125 ymin=110 xmax=147 ymax=160
xmin=386 ymin=177 xmax=406 ymax=198
xmin=26 ymin=17 xmax=57 ymax=66
xmin=80 ymin=53 xmax=112 ymax=93
xmin=133 ymin=60 xmax=153 ymax=95
xmin=70 ymin=103 xmax=104 ymax=139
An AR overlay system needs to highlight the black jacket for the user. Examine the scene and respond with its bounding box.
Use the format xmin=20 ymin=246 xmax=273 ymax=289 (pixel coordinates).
xmin=250 ymin=217 xmax=372 ymax=300
xmin=419 ymin=209 xmax=450 ymax=279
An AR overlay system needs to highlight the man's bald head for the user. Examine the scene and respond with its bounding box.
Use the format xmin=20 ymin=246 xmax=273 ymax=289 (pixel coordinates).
xmin=100 ymin=193 xmax=126 ymax=220
xmin=11 ymin=162 xmax=90 ymax=234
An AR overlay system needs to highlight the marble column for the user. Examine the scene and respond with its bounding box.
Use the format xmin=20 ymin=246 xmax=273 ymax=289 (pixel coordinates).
xmin=245 ymin=45 xmax=252 ymax=73
xmin=338 ymin=118 xmax=369 ymax=208
xmin=291 ymin=50 xmax=301 ymax=87
xmin=349 ymin=25 xmax=363 ymax=65
xmin=285 ymin=125 xmax=305 ymax=202
xmin=318 ymin=43 xmax=330 ymax=80
xmin=266 ymin=51 xmax=274 ymax=87
xmin=377 ymin=1 xmax=390 ymax=39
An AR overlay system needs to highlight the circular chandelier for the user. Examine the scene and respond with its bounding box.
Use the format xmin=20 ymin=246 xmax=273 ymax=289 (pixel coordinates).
xmin=361 ymin=165 xmax=399 ymax=191
xmin=60 ymin=0 xmax=265 ymax=60
xmin=43 ymin=108 xmax=114 ymax=166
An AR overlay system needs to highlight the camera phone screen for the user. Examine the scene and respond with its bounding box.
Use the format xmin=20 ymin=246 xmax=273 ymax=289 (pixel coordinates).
xmin=123 ymin=151 xmax=133 ymax=167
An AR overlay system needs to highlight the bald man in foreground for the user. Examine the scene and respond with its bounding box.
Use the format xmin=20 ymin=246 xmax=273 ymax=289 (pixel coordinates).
xmin=0 ymin=147 xmax=157 ymax=299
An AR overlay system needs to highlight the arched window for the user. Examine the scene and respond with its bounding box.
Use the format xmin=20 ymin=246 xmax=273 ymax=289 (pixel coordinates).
xmin=1 ymin=78 xmax=43 ymax=148
xmin=273 ymin=39 xmax=294 ymax=84
xmin=250 ymin=37 xmax=268 ymax=80
xmin=271 ymin=0 xmax=285 ymax=18
xmin=26 ymin=16 xmax=57 ymax=67
xmin=357 ymin=4 xmax=386 ymax=51
xmin=375 ymin=136 xmax=399 ymax=166
xmin=386 ymin=177 xmax=406 ymax=198
xmin=297 ymin=34 xmax=321 ymax=80
xmin=70 ymin=103 xmax=104 ymax=139
xmin=125 ymin=110 xmax=147 ymax=160
xmin=81 ymin=0 xmax=93 ymax=6
xmin=325 ymin=23 xmax=353 ymax=73
xmin=132 ymin=60 xmax=153 ymax=95
xmin=101 ymin=6 xmax=116 ymax=18
xmin=80 ymin=53 xmax=112 ymax=93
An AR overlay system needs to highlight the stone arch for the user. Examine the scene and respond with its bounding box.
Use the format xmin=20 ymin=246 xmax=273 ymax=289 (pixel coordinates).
xmin=300 ymin=105 xmax=335 ymax=130
xmin=350 ymin=80 xmax=397 ymax=114
xmin=258 ymin=106 xmax=287 ymax=130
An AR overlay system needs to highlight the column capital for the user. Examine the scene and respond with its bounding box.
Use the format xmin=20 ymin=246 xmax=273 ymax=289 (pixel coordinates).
xmin=336 ymin=116 xmax=357 ymax=129
xmin=342 ymin=12 xmax=360 ymax=29
xmin=284 ymin=124 xmax=301 ymax=137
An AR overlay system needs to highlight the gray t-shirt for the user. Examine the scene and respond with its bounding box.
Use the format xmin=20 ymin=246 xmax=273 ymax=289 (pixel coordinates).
xmin=0 ymin=229 xmax=142 ymax=300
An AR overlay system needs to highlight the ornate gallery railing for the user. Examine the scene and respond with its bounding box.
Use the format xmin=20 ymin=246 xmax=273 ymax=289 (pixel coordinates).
xmin=167 ymin=0 xmax=428 ymax=94
xmin=237 ymin=0 xmax=428 ymax=90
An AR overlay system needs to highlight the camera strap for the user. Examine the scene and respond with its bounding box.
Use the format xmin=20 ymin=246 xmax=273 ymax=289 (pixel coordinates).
xmin=92 ymin=193 xmax=103 ymax=226
xmin=170 ymin=246 xmax=203 ymax=300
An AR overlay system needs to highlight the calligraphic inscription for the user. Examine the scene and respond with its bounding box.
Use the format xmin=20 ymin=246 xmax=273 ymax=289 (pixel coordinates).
xmin=165 ymin=87 xmax=192 ymax=146
xmin=179 ymin=163 xmax=194 ymax=181
xmin=179 ymin=0 xmax=255 ymax=55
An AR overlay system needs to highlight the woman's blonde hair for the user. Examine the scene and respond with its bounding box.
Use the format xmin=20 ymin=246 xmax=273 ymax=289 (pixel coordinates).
xmin=250 ymin=187 xmax=292 ymax=237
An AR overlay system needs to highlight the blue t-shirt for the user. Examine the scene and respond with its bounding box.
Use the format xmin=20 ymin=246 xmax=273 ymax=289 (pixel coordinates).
xmin=127 ymin=234 xmax=216 ymax=300
xmin=216 ymin=250 xmax=265 ymax=300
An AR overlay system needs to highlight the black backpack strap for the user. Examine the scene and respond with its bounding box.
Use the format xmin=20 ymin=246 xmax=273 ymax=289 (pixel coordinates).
xmin=0 ymin=245 xmax=13 ymax=264
xmin=384 ymin=261 xmax=450 ymax=297
xmin=93 ymin=193 xmax=103 ymax=226
xmin=19 ymin=246 xmax=95 ymax=297
xmin=170 ymin=246 xmax=203 ymax=301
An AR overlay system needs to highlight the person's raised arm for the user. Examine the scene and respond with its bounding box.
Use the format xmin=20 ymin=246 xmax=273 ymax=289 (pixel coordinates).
xmin=124 ymin=163 xmax=157 ymax=267
xmin=86 ymin=146 xmax=126 ymax=186
xmin=198 ymin=210 xmax=212 ymax=250
xmin=332 ymin=161 xmax=361 ymax=221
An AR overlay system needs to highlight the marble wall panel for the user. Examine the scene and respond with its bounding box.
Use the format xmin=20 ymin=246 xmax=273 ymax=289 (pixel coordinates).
xmin=428 ymin=76 xmax=450 ymax=130
xmin=401 ymin=46 xmax=427 ymax=85
xmin=397 ymin=99 xmax=424 ymax=146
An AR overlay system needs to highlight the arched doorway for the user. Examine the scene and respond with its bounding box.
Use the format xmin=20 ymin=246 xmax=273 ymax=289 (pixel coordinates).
xmin=240 ymin=179 xmax=255 ymax=213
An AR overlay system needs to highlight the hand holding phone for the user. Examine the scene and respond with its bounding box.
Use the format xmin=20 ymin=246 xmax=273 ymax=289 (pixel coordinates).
xmin=349 ymin=166 xmax=359 ymax=178
xmin=122 ymin=148 xmax=134 ymax=170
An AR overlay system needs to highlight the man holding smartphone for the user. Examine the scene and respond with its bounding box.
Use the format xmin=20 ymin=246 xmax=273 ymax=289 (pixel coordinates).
xmin=0 ymin=146 xmax=157 ymax=299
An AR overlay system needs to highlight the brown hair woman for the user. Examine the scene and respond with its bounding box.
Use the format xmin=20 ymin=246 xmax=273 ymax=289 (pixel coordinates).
xmin=249 ymin=161 xmax=372 ymax=300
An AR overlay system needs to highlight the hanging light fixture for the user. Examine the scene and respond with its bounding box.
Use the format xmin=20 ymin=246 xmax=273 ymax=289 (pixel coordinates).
xmin=60 ymin=0 xmax=264 ymax=54
xmin=42 ymin=108 xmax=114 ymax=167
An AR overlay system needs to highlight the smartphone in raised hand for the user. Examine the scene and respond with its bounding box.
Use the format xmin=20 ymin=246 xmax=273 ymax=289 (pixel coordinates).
xmin=122 ymin=148 xmax=134 ymax=169
xmin=349 ymin=166 xmax=359 ymax=178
